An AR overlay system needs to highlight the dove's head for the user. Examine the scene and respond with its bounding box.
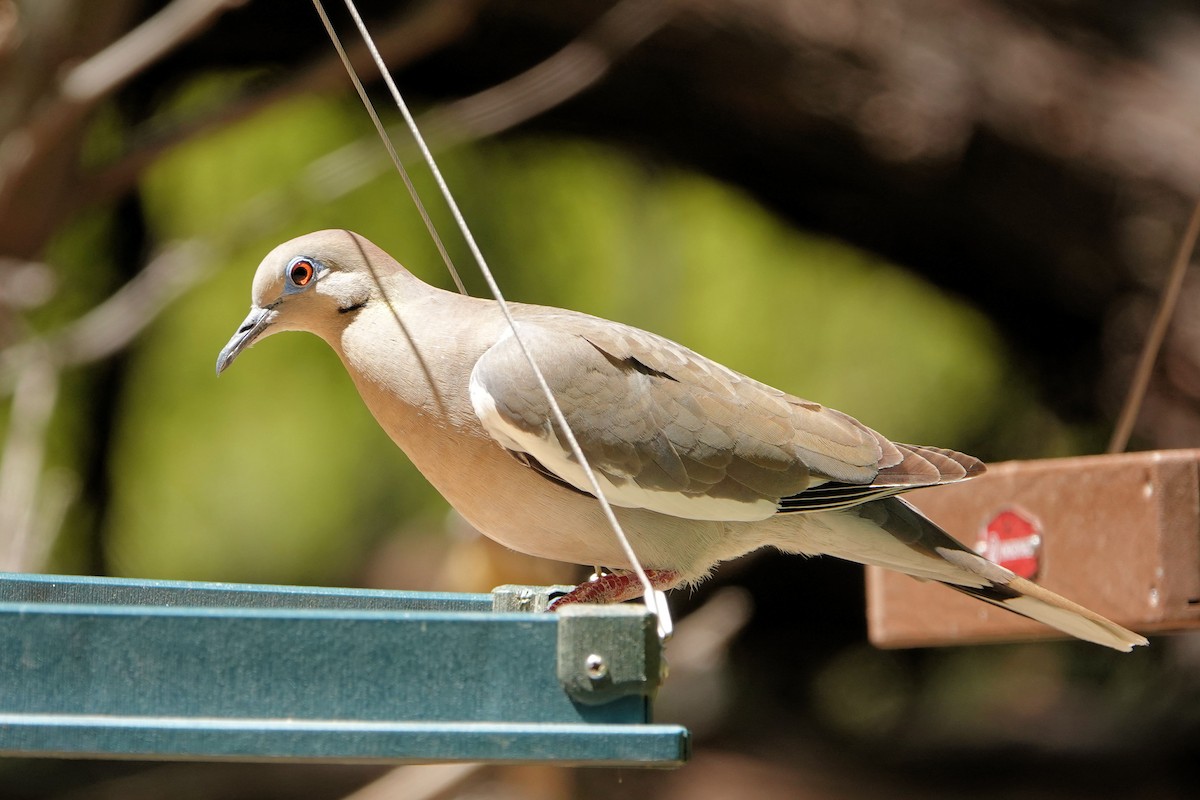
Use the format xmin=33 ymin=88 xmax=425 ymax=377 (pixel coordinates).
xmin=216 ymin=229 xmax=403 ymax=374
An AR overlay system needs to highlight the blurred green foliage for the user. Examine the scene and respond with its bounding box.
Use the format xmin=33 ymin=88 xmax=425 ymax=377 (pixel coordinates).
xmin=44 ymin=92 xmax=1011 ymax=583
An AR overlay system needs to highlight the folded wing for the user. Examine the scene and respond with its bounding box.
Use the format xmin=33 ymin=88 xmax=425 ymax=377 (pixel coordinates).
xmin=469 ymin=311 xmax=981 ymax=521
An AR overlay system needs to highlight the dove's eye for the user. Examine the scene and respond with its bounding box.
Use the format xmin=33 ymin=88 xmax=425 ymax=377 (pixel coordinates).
xmin=288 ymin=258 xmax=316 ymax=288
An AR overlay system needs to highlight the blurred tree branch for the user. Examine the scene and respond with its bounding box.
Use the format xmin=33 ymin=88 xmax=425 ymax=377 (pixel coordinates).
xmin=0 ymin=0 xmax=245 ymax=258
xmin=0 ymin=241 xmax=203 ymax=394
xmin=0 ymin=352 xmax=60 ymax=570
xmin=79 ymin=0 xmax=480 ymax=212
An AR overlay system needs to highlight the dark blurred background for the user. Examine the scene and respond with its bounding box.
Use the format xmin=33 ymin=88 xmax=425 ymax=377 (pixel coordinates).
xmin=2 ymin=0 xmax=1200 ymax=797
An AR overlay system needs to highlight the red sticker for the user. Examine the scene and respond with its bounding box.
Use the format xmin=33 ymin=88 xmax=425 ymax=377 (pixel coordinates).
xmin=975 ymin=507 xmax=1042 ymax=579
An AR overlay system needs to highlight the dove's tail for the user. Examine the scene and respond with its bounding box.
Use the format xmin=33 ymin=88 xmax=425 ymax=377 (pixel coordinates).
xmin=789 ymin=496 xmax=1147 ymax=651
xmin=944 ymin=574 xmax=1147 ymax=652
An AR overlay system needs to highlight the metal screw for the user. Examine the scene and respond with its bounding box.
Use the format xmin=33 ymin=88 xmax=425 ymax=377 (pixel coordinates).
xmin=584 ymin=653 xmax=608 ymax=680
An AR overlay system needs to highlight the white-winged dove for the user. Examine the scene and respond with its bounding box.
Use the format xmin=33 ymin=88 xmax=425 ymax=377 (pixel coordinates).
xmin=217 ymin=230 xmax=1147 ymax=651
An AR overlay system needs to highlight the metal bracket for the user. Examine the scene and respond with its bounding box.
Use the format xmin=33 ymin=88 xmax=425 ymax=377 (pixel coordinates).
xmin=492 ymin=584 xmax=668 ymax=706
xmin=556 ymin=604 xmax=664 ymax=706
xmin=492 ymin=587 xmax=672 ymax=705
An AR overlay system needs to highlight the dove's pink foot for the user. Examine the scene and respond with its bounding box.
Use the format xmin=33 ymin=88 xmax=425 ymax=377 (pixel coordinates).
xmin=550 ymin=569 xmax=679 ymax=607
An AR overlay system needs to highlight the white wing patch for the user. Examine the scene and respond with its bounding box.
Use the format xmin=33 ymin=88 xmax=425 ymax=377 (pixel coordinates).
xmin=468 ymin=339 xmax=776 ymax=522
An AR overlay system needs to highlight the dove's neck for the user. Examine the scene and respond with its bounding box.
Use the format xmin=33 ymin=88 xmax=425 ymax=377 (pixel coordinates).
xmin=326 ymin=271 xmax=508 ymax=465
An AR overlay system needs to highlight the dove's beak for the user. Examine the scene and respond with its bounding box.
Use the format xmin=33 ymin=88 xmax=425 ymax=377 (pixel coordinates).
xmin=216 ymin=305 xmax=274 ymax=375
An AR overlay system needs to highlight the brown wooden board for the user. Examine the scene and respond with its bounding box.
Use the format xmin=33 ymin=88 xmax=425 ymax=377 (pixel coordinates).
xmin=866 ymin=449 xmax=1200 ymax=648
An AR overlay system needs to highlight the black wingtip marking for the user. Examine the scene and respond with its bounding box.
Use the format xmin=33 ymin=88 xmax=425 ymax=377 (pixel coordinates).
xmin=588 ymin=342 xmax=678 ymax=381
xmin=624 ymin=355 xmax=678 ymax=380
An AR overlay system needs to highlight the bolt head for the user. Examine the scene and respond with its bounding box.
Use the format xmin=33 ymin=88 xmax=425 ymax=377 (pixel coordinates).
xmin=584 ymin=653 xmax=608 ymax=680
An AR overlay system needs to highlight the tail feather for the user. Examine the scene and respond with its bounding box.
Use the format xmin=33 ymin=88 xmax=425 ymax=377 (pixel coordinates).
xmin=950 ymin=576 xmax=1148 ymax=652
xmin=796 ymin=496 xmax=1147 ymax=651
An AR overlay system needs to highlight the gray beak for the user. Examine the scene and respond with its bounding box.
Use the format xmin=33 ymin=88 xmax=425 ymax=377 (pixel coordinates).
xmin=216 ymin=306 xmax=273 ymax=375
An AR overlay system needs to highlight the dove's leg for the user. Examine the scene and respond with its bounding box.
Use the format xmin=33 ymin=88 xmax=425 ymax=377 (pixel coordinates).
xmin=550 ymin=569 xmax=679 ymax=607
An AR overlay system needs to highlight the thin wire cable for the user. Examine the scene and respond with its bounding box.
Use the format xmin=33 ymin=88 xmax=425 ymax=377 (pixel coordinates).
xmin=337 ymin=0 xmax=661 ymax=624
xmin=316 ymin=0 xmax=664 ymax=629
xmin=1107 ymin=199 xmax=1200 ymax=453
xmin=311 ymin=0 xmax=466 ymax=295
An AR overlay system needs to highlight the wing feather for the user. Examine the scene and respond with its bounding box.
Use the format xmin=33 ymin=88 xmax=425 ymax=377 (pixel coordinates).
xmin=469 ymin=310 xmax=982 ymax=521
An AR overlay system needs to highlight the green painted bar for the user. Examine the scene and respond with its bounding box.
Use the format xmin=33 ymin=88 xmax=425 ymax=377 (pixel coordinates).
xmin=0 ymin=571 xmax=494 ymax=612
xmin=0 ymin=717 xmax=688 ymax=766
xmin=0 ymin=574 xmax=689 ymax=766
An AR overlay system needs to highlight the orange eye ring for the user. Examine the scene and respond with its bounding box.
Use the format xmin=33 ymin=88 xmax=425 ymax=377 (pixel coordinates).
xmin=289 ymin=259 xmax=315 ymax=287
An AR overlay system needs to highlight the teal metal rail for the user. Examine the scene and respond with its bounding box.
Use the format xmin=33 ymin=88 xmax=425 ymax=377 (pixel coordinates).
xmin=0 ymin=573 xmax=688 ymax=766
